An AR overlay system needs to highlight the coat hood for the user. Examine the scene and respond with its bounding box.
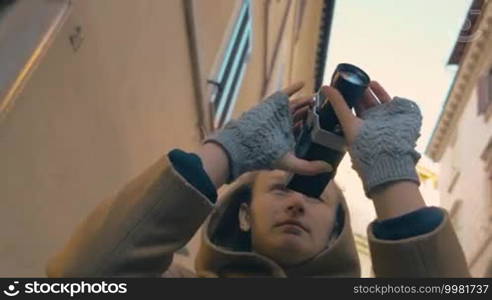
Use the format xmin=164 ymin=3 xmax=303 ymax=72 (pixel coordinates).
xmin=195 ymin=173 xmax=361 ymax=277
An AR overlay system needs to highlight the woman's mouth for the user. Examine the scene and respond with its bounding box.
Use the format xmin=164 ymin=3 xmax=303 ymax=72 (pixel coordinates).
xmin=276 ymin=220 xmax=309 ymax=234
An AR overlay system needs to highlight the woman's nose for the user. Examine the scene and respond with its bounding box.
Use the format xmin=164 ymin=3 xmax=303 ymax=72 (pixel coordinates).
xmin=286 ymin=193 xmax=305 ymax=215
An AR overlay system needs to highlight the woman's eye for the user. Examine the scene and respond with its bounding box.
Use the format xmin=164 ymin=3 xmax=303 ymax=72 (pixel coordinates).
xmin=271 ymin=184 xmax=289 ymax=193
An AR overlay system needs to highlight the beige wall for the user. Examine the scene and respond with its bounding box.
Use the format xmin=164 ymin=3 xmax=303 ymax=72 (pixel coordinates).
xmin=1 ymin=0 xmax=202 ymax=276
xmin=438 ymin=81 xmax=492 ymax=276
xmin=0 ymin=0 xmax=326 ymax=276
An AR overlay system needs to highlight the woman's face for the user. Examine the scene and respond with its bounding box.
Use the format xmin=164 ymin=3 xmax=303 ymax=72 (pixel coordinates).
xmin=239 ymin=170 xmax=339 ymax=267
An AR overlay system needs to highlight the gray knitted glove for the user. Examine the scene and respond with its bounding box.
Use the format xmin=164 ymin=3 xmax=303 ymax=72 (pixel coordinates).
xmin=349 ymin=97 xmax=422 ymax=197
xmin=205 ymin=91 xmax=295 ymax=182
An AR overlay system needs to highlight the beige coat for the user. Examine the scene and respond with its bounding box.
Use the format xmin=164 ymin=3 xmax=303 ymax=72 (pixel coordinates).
xmin=46 ymin=155 xmax=470 ymax=277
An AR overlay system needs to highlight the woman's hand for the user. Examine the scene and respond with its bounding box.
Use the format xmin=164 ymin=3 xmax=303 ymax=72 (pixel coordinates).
xmin=321 ymin=81 xmax=391 ymax=145
xmin=277 ymin=83 xmax=334 ymax=177
xmin=321 ymin=81 xmax=422 ymax=198
xmin=202 ymin=82 xmax=332 ymax=186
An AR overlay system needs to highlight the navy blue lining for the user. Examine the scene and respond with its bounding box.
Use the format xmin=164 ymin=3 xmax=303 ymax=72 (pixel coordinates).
xmin=168 ymin=149 xmax=218 ymax=203
xmin=372 ymin=206 xmax=444 ymax=240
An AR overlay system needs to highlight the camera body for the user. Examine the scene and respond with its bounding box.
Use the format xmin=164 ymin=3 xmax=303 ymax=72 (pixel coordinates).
xmin=286 ymin=63 xmax=370 ymax=198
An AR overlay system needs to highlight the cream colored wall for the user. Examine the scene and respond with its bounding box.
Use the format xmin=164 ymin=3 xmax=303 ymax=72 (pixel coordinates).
xmin=438 ymin=82 xmax=492 ymax=276
xmin=0 ymin=0 xmax=202 ymax=276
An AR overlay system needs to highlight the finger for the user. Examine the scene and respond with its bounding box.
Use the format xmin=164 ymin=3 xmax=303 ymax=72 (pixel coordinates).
xmin=281 ymin=81 xmax=305 ymax=97
xmin=370 ymin=81 xmax=391 ymax=103
xmin=293 ymin=121 xmax=303 ymax=138
xmin=354 ymin=102 xmax=364 ymax=118
xmin=321 ymin=86 xmax=357 ymax=131
xmin=289 ymin=95 xmax=314 ymax=112
xmin=293 ymin=106 xmax=309 ymax=123
xmin=361 ymin=87 xmax=380 ymax=108
xmin=354 ymin=87 xmax=381 ymax=118
xmin=280 ymin=153 xmax=333 ymax=176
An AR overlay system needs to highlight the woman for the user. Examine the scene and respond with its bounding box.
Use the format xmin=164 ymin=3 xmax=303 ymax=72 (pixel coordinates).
xmin=46 ymin=81 xmax=470 ymax=277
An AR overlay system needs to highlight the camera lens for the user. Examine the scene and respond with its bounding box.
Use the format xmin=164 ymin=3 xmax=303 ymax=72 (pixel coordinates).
xmin=317 ymin=64 xmax=370 ymax=131
xmin=332 ymin=64 xmax=370 ymax=89
xmin=339 ymin=71 xmax=365 ymax=85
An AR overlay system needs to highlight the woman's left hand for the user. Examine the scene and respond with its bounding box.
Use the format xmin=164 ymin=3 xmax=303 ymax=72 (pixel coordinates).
xmin=321 ymin=81 xmax=392 ymax=145
xmin=321 ymin=81 xmax=423 ymax=198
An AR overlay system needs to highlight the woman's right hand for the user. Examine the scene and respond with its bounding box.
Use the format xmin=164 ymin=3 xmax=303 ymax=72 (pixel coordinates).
xmin=203 ymin=82 xmax=332 ymax=184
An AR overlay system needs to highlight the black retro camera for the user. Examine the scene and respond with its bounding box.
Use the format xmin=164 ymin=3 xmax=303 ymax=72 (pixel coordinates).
xmin=286 ymin=63 xmax=370 ymax=198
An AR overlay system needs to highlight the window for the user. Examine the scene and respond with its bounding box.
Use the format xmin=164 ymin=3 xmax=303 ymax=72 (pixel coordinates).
xmin=208 ymin=0 xmax=252 ymax=129
xmin=450 ymin=199 xmax=464 ymax=236
xmin=448 ymin=127 xmax=461 ymax=193
xmin=477 ymin=68 xmax=492 ymax=116
xmin=447 ymin=168 xmax=461 ymax=193
xmin=481 ymin=137 xmax=492 ymax=181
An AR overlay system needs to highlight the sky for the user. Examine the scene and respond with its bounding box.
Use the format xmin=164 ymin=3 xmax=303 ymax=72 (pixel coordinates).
xmin=322 ymin=0 xmax=473 ymax=241
xmin=324 ymin=0 xmax=473 ymax=155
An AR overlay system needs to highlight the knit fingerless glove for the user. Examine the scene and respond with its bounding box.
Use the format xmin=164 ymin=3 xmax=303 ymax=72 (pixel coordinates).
xmin=204 ymin=91 xmax=296 ymax=182
xmin=349 ymin=97 xmax=422 ymax=197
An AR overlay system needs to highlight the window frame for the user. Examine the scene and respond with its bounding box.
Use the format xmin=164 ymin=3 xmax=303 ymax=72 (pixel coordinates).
xmin=206 ymin=0 xmax=253 ymax=129
xmin=478 ymin=68 xmax=492 ymax=118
